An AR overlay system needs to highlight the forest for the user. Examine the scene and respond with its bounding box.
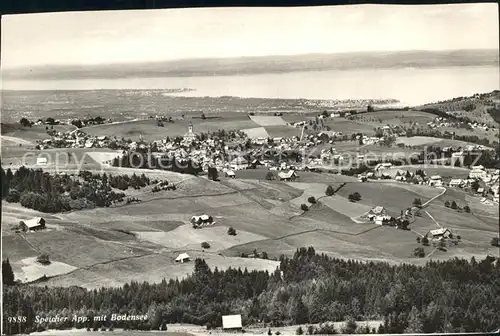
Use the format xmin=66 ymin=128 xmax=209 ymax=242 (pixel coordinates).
xmin=3 ymin=248 xmax=499 ymax=334
xmin=0 ymin=166 xmax=155 ymax=212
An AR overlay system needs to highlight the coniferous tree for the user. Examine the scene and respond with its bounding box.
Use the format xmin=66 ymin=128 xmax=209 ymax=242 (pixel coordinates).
xmin=2 ymin=259 xmax=15 ymax=285
xmin=405 ymin=306 xmax=423 ymax=333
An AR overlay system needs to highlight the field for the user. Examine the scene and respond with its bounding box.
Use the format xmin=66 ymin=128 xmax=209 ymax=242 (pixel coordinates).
xmin=2 ymin=91 xmax=499 ymax=290
xmin=4 ymin=157 xmax=497 ymax=289
xmin=241 ymin=127 xmax=270 ymax=139
xmin=384 ymin=165 xmax=471 ymax=179
xmin=395 ymin=136 xmax=468 ymax=147
xmin=82 ymin=115 xmax=260 ymax=141
xmin=249 ymin=115 xmax=286 ymax=126
xmin=322 ymin=119 xmax=376 ymax=134
xmin=355 ymin=109 xmax=436 ymax=125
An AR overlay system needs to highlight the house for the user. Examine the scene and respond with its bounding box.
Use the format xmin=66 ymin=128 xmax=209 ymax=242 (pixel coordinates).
xmin=375 ymin=215 xmax=392 ymax=225
xmin=36 ymin=157 xmax=48 ymax=165
xmin=175 ymin=253 xmax=191 ymax=263
xmin=369 ymin=206 xmax=387 ymax=217
xmin=428 ymin=175 xmax=443 ymax=187
xmin=470 ymin=167 xmax=487 ymax=179
xmin=230 ymin=157 xmax=249 ymax=170
xmin=427 ymin=228 xmax=451 ymax=240
xmin=191 ymin=214 xmax=214 ymax=227
xmin=226 ymin=170 xmax=236 ymax=178
xmin=19 ymin=217 xmax=46 ymax=232
xmin=449 ymin=179 xmax=463 ymax=188
xmin=278 ymin=170 xmax=298 ymax=181
xmin=222 ymin=314 xmax=242 ymax=331
xmin=250 ymin=159 xmax=263 ymax=169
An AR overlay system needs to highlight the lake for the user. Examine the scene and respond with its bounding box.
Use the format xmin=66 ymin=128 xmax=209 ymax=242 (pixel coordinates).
xmin=3 ymin=66 xmax=499 ymax=106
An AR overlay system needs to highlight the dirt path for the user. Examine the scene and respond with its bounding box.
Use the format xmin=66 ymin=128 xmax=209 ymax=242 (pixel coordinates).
xmin=422 ymin=187 xmax=447 ymax=207
xmin=425 ymin=211 xmax=442 ymax=228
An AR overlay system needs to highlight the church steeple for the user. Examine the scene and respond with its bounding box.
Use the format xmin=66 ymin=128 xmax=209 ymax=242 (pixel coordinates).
xmin=188 ymin=122 xmax=193 ymax=133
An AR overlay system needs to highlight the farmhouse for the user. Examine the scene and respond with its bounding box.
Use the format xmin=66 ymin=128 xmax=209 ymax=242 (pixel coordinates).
xmin=250 ymin=159 xmax=263 ymax=169
xmin=226 ymin=170 xmax=236 ymax=178
xmin=36 ymin=157 xmax=48 ymax=165
xmin=428 ymin=175 xmax=443 ymax=187
xmin=191 ymin=214 xmax=214 ymax=227
xmin=375 ymin=215 xmax=392 ymax=225
xmin=278 ymin=170 xmax=298 ymax=181
xmin=222 ymin=314 xmax=243 ymax=331
xmin=175 ymin=253 xmax=191 ymax=263
xmin=19 ymin=217 xmax=46 ymax=232
xmin=427 ymin=228 xmax=451 ymax=240
xmin=370 ymin=206 xmax=387 ymax=216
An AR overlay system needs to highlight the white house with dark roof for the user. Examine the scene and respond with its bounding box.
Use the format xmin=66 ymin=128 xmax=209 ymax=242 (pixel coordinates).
xmin=278 ymin=170 xmax=298 ymax=181
xmin=19 ymin=217 xmax=46 ymax=232
xmin=175 ymin=253 xmax=191 ymax=263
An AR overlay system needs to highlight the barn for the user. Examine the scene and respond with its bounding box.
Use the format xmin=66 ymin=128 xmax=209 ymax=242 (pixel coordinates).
xmin=222 ymin=314 xmax=242 ymax=331
xmin=278 ymin=170 xmax=298 ymax=181
xmin=19 ymin=217 xmax=46 ymax=232
xmin=175 ymin=253 xmax=190 ymax=263
xmin=427 ymin=228 xmax=451 ymax=240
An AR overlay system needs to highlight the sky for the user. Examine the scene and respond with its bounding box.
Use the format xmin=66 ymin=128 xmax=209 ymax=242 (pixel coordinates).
xmin=1 ymin=4 xmax=499 ymax=69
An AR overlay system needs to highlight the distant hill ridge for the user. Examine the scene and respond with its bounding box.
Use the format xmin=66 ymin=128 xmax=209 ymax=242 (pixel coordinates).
xmin=4 ymin=49 xmax=498 ymax=80
xmin=419 ymin=90 xmax=500 ymax=126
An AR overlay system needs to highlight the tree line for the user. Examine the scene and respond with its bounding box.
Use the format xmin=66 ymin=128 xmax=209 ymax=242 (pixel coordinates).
xmin=3 ymin=248 xmax=499 ymax=334
xmin=112 ymin=149 xmax=202 ymax=176
xmin=0 ymin=167 xmax=156 ymax=213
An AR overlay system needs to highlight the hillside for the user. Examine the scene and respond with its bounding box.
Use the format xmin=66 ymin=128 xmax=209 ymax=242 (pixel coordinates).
xmin=418 ymin=90 xmax=500 ymax=126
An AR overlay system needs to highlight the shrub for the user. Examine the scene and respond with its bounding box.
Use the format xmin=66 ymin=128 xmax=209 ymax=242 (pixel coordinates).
xmin=268 ymin=329 xmax=272 ymax=335
xmin=444 ymin=200 xmax=450 ymax=208
xmin=342 ymin=317 xmax=357 ymax=334
xmin=36 ymin=254 xmax=51 ymax=265
xmin=5 ymin=189 xmax=20 ymax=203
xmin=296 ymin=327 xmax=304 ymax=335
xmin=228 ymin=227 xmax=237 ymax=236
xmin=464 ymin=205 xmax=471 ymax=213
xmin=307 ymin=325 xmax=316 ymax=335
xmin=266 ymin=172 xmax=275 ymax=180
xmin=451 ymin=201 xmax=458 ymax=210
xmin=348 ymin=192 xmax=361 ymax=202
xmin=413 ymin=247 xmax=425 ymax=258
xmin=413 ymin=198 xmax=422 ymax=207
xmin=421 ymin=236 xmax=430 ymax=246
xmin=491 ymin=237 xmax=500 ymax=247
xmin=276 ymin=332 xmax=281 ymax=335
xmin=307 ymin=196 xmax=316 ymax=204
xmin=201 ymin=242 xmax=210 ymax=249
xmin=300 ymin=204 xmax=309 ymax=211
xmin=325 ymin=185 xmax=334 ymax=196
